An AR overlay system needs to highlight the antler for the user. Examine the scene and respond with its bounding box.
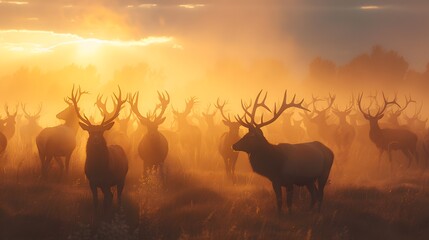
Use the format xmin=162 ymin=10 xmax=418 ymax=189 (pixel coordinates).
xmin=236 ymin=90 xmax=309 ymax=129
xmin=153 ymin=91 xmax=170 ymax=124
xmin=68 ymin=85 xmax=92 ymax=126
xmin=4 ymin=104 xmax=18 ymax=117
xmin=99 ymin=86 xmax=126 ymax=126
xmin=130 ymin=91 xmax=170 ymax=125
xmin=357 ymin=92 xmax=399 ymax=118
xmin=393 ymin=95 xmax=415 ymax=115
xmin=215 ymin=98 xmax=233 ymax=123
xmin=21 ymin=103 xmax=42 ymax=118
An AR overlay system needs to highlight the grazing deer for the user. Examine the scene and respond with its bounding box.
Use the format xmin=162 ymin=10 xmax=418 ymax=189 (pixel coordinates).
xmin=130 ymin=91 xmax=170 ymax=180
xmin=233 ymin=90 xmax=334 ymax=214
xmin=172 ymin=97 xmax=202 ymax=166
xmin=20 ymin=104 xmax=43 ymax=150
xmin=71 ymin=86 xmax=128 ymax=210
xmin=332 ymin=100 xmax=356 ymax=154
xmin=214 ymin=99 xmax=241 ymax=182
xmin=36 ymin=90 xmax=86 ymax=176
xmin=0 ymin=104 xmax=18 ymax=140
xmin=357 ymin=93 xmax=419 ymax=169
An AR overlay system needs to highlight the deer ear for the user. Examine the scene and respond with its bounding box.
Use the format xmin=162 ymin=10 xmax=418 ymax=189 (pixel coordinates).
xmin=104 ymin=121 xmax=115 ymax=130
xmin=79 ymin=122 xmax=90 ymax=131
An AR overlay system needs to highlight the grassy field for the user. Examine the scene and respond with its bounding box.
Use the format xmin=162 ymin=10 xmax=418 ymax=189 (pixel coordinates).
xmin=1 ymin=153 xmax=429 ymax=240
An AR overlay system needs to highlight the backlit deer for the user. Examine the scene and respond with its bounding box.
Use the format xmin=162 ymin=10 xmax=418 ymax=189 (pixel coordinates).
xmin=0 ymin=104 xmax=18 ymax=140
xmin=172 ymin=97 xmax=202 ymax=165
xmin=332 ymin=100 xmax=355 ymax=154
xmin=310 ymin=94 xmax=337 ymax=146
xmin=404 ymin=103 xmax=427 ymax=136
xmin=385 ymin=95 xmax=415 ymax=128
xmin=357 ymin=93 xmax=418 ymax=169
xmin=20 ymin=104 xmax=43 ymax=149
xmin=201 ymin=104 xmax=220 ymax=151
xmin=130 ymin=91 xmax=170 ymax=180
xmin=71 ymin=86 xmax=128 ymax=210
xmin=36 ymin=89 xmax=86 ymax=176
xmin=215 ymin=99 xmax=241 ymax=182
xmin=233 ymin=90 xmax=334 ymax=214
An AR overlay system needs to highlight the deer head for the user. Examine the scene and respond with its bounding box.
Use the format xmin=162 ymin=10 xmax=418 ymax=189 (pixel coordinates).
xmin=215 ymin=98 xmax=241 ymax=134
xmin=21 ymin=103 xmax=42 ymax=124
xmin=202 ymin=104 xmax=217 ymax=127
xmin=233 ymin=90 xmax=308 ymax=152
xmin=386 ymin=95 xmax=415 ymax=125
xmin=357 ymin=92 xmax=400 ymax=127
xmin=172 ymin=97 xmax=198 ymax=128
xmin=311 ymin=94 xmax=335 ymax=124
xmin=332 ymin=98 xmax=354 ymax=124
xmin=130 ymin=91 xmax=170 ymax=132
xmin=3 ymin=104 xmax=18 ymax=125
xmin=71 ymin=86 xmax=125 ymax=145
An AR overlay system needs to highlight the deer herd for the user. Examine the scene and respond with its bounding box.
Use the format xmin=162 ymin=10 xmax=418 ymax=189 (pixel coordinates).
xmin=1 ymin=86 xmax=429 ymax=214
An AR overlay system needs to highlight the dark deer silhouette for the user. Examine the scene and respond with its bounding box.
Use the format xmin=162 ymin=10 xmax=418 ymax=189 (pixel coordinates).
xmin=20 ymin=103 xmax=43 ymax=149
xmin=130 ymin=91 xmax=170 ymax=180
xmin=0 ymin=130 xmax=6 ymax=155
xmin=172 ymin=97 xmax=202 ymax=166
xmin=357 ymin=93 xmax=419 ymax=169
xmin=214 ymin=99 xmax=241 ymax=182
xmin=71 ymin=86 xmax=128 ymax=210
xmin=36 ymin=90 xmax=86 ymax=176
xmin=233 ymin=90 xmax=334 ymax=214
xmin=0 ymin=104 xmax=18 ymax=140
xmin=310 ymin=94 xmax=337 ymax=146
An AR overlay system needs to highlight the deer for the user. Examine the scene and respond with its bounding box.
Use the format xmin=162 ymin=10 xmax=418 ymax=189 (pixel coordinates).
xmin=129 ymin=91 xmax=170 ymax=180
xmin=172 ymin=97 xmax=202 ymax=166
xmin=385 ymin=95 xmax=415 ymax=128
xmin=233 ymin=90 xmax=334 ymax=214
xmin=332 ymin=100 xmax=356 ymax=155
xmin=403 ymin=103 xmax=427 ymax=136
xmin=36 ymin=89 xmax=87 ymax=176
xmin=357 ymin=93 xmax=419 ymax=170
xmin=70 ymin=86 xmax=128 ymax=210
xmin=20 ymin=103 xmax=43 ymax=150
xmin=0 ymin=104 xmax=18 ymax=140
xmin=201 ymin=104 xmax=221 ymax=152
xmin=310 ymin=94 xmax=337 ymax=147
xmin=214 ymin=99 xmax=241 ymax=183
xmin=0 ymin=130 xmax=6 ymax=155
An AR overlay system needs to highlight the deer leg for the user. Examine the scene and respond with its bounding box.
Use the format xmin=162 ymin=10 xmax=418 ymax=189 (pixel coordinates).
xmin=65 ymin=154 xmax=71 ymax=174
xmin=272 ymin=182 xmax=283 ymax=215
xmin=55 ymin=157 xmax=64 ymax=174
xmin=387 ymin=145 xmax=394 ymax=174
xmin=101 ymin=186 xmax=113 ymax=210
xmin=117 ymin=181 xmax=125 ymax=206
xmin=306 ymin=182 xmax=317 ymax=210
xmin=231 ymin=157 xmax=238 ymax=184
xmin=285 ymin=184 xmax=294 ymax=214
xmin=377 ymin=149 xmax=384 ymax=170
xmin=90 ymin=182 xmax=98 ymax=210
xmin=401 ymin=148 xmax=413 ymax=168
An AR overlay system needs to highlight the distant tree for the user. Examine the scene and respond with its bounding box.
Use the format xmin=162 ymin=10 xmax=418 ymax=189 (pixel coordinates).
xmin=308 ymin=57 xmax=337 ymax=84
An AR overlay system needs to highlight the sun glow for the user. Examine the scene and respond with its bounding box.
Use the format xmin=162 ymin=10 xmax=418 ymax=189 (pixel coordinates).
xmin=0 ymin=29 xmax=176 ymax=54
xmin=360 ymin=5 xmax=381 ymax=10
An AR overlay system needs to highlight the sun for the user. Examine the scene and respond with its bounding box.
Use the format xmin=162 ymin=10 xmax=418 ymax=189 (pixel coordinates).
xmin=76 ymin=39 xmax=102 ymax=59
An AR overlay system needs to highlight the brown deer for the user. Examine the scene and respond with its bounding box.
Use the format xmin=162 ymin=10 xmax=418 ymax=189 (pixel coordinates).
xmin=36 ymin=89 xmax=87 ymax=176
xmin=130 ymin=91 xmax=170 ymax=180
xmin=233 ymin=90 xmax=334 ymax=214
xmin=357 ymin=93 xmax=419 ymax=169
xmin=20 ymin=103 xmax=43 ymax=149
xmin=70 ymin=86 xmax=128 ymax=210
xmin=172 ymin=97 xmax=202 ymax=165
xmin=0 ymin=104 xmax=18 ymax=140
xmin=214 ymin=99 xmax=241 ymax=182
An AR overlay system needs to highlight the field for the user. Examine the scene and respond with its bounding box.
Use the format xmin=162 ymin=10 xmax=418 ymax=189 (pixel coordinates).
xmin=1 ymin=143 xmax=429 ymax=240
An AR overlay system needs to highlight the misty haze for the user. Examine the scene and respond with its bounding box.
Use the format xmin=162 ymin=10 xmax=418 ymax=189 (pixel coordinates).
xmin=1 ymin=1 xmax=429 ymax=240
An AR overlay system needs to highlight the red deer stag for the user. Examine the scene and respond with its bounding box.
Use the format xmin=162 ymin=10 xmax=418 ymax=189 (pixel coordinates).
xmin=0 ymin=104 xmax=18 ymax=140
xmin=385 ymin=95 xmax=415 ymax=128
xmin=71 ymin=86 xmax=128 ymax=210
xmin=20 ymin=103 xmax=43 ymax=150
xmin=215 ymin=99 xmax=241 ymax=183
xmin=233 ymin=90 xmax=334 ymax=214
xmin=36 ymin=89 xmax=86 ymax=176
xmin=130 ymin=91 xmax=170 ymax=180
xmin=172 ymin=97 xmax=202 ymax=166
xmin=310 ymin=94 xmax=337 ymax=146
xmin=357 ymin=93 xmax=419 ymax=169
xmin=332 ymin=100 xmax=356 ymax=154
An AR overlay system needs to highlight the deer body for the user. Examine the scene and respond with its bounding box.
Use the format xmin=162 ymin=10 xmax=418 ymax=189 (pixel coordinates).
xmin=36 ymin=106 xmax=79 ymax=175
xmin=0 ymin=131 xmax=6 ymax=154
xmin=234 ymin=91 xmax=334 ymax=213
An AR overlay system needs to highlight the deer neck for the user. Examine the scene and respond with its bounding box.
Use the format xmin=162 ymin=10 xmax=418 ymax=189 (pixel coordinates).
xmin=85 ymin=138 xmax=109 ymax=170
xmin=368 ymin=120 xmax=382 ymax=139
xmin=247 ymin=137 xmax=281 ymax=179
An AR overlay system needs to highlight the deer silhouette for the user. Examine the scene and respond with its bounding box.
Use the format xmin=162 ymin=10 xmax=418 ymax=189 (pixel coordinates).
xmin=214 ymin=99 xmax=241 ymax=183
xmin=172 ymin=97 xmax=202 ymax=166
xmin=385 ymin=95 xmax=415 ymax=128
xmin=0 ymin=104 xmax=18 ymax=140
xmin=130 ymin=91 xmax=170 ymax=180
xmin=404 ymin=103 xmax=427 ymax=136
xmin=233 ymin=90 xmax=334 ymax=214
xmin=0 ymin=130 xmax=6 ymax=155
xmin=36 ymin=89 xmax=86 ymax=176
xmin=332 ymin=100 xmax=356 ymax=154
xmin=71 ymin=86 xmax=128 ymax=210
xmin=310 ymin=94 xmax=337 ymax=146
xmin=20 ymin=103 xmax=43 ymax=150
xmin=357 ymin=93 xmax=419 ymax=169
